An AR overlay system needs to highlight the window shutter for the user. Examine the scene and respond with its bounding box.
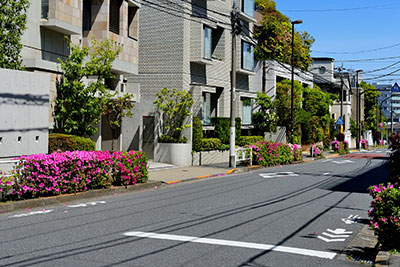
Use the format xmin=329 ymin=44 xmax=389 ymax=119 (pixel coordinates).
xmin=109 ymin=0 xmax=122 ymax=35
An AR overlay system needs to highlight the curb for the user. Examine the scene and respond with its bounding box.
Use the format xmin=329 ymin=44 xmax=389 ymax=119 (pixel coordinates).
xmin=0 ymin=181 xmax=162 ymax=214
xmin=164 ymin=168 xmax=239 ymax=185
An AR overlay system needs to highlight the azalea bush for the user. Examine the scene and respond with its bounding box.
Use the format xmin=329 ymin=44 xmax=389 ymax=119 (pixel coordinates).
xmin=378 ymin=140 xmax=385 ymax=148
xmin=0 ymin=150 xmax=148 ymax=201
xmin=250 ymin=142 xmax=300 ymax=167
xmin=331 ymin=140 xmax=349 ymax=155
xmin=288 ymin=144 xmax=303 ymax=162
xmin=310 ymin=143 xmax=323 ymax=158
xmin=361 ymin=139 xmax=369 ymax=150
xmin=368 ymin=184 xmax=400 ymax=250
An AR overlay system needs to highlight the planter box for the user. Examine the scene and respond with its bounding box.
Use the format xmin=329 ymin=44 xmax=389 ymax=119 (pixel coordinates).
xmin=192 ymin=150 xmax=229 ymax=166
xmin=155 ymin=143 xmax=192 ymax=166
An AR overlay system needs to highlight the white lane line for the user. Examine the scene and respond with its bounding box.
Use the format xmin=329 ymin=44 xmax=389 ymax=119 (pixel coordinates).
xmin=122 ymin=231 xmax=337 ymax=260
xmin=322 ymin=173 xmax=331 ymax=176
xmin=317 ymin=236 xmax=346 ymax=243
xmin=10 ymin=209 xmax=53 ymax=218
xmin=259 ymin=172 xmax=299 ymax=179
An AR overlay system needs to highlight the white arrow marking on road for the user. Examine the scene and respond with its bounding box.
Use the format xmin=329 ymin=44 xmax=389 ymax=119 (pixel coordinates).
xmin=10 ymin=209 xmax=53 ymax=218
xmin=322 ymin=232 xmax=350 ymax=238
xmin=341 ymin=215 xmax=359 ymax=225
xmin=317 ymin=236 xmax=346 ymax=242
xmin=331 ymin=160 xmax=354 ymax=164
xmin=123 ymin=231 xmax=336 ymax=259
xmin=259 ymin=172 xmax=299 ymax=179
xmin=68 ymin=200 xmax=106 ymax=208
xmin=327 ymin=228 xmax=353 ymax=235
xmin=323 ymin=173 xmax=331 ymax=176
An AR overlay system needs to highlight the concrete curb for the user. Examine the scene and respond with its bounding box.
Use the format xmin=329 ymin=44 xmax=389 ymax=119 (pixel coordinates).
xmin=0 ymin=181 xmax=162 ymax=214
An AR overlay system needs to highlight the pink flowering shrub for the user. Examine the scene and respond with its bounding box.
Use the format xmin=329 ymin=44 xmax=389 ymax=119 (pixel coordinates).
xmin=368 ymin=184 xmax=400 ymax=250
xmin=249 ymin=142 xmax=299 ymax=167
xmin=361 ymin=139 xmax=369 ymax=150
xmin=331 ymin=140 xmax=349 ymax=155
xmin=0 ymin=150 xmax=148 ymax=200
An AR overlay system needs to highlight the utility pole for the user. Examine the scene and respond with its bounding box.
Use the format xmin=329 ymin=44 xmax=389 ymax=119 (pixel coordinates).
xmin=229 ymin=3 xmax=238 ymax=168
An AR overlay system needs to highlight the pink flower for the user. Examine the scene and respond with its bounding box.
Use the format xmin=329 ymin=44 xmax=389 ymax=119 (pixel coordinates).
xmin=374 ymin=222 xmax=379 ymax=229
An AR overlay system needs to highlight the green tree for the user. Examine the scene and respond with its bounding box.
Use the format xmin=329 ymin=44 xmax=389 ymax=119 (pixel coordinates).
xmin=0 ymin=0 xmax=29 ymax=69
xmin=361 ymin=81 xmax=380 ymax=131
xmin=254 ymin=0 xmax=314 ymax=70
xmin=274 ymin=79 xmax=303 ymax=139
xmin=252 ymin=92 xmax=278 ymax=135
xmin=153 ymin=88 xmax=194 ymax=142
xmin=102 ymin=94 xmax=134 ymax=151
xmin=55 ymin=39 xmax=121 ymax=137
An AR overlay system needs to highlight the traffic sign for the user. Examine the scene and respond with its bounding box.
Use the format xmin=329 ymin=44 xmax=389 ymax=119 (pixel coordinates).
xmin=392 ymin=83 xmax=400 ymax=93
xmin=336 ymin=116 xmax=344 ymax=125
xmin=379 ymin=122 xmax=384 ymax=127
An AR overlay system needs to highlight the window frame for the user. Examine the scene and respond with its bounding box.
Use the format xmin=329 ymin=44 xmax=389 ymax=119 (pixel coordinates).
xmin=204 ymin=26 xmax=212 ymax=60
xmin=241 ymin=41 xmax=254 ymax=71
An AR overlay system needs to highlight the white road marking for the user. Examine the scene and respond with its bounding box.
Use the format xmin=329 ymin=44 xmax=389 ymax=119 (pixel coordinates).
xmin=68 ymin=200 xmax=106 ymax=208
xmin=122 ymin=231 xmax=337 ymax=259
xmin=327 ymin=228 xmax=353 ymax=235
xmin=331 ymin=160 xmax=354 ymax=164
xmin=322 ymin=232 xmax=350 ymax=238
xmin=322 ymin=173 xmax=331 ymax=176
xmin=321 ymin=159 xmax=332 ymax=163
xmin=341 ymin=215 xmax=359 ymax=225
xmin=259 ymin=172 xmax=299 ymax=179
xmin=317 ymin=236 xmax=346 ymax=242
xmin=10 ymin=209 xmax=53 ymax=218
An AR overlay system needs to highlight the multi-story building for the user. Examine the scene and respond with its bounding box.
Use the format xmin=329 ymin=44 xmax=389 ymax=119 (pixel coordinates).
xmin=375 ymin=84 xmax=393 ymax=122
xmin=20 ymin=0 xmax=140 ymax=151
xmin=129 ymin=0 xmax=256 ymax=160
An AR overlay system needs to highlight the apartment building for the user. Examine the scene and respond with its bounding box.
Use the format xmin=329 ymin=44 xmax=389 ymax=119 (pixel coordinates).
xmin=20 ymin=0 xmax=140 ymax=151
xmin=129 ymin=0 xmax=256 ymax=159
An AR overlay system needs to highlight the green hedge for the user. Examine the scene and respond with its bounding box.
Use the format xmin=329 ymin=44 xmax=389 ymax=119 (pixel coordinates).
xmin=201 ymin=138 xmax=222 ymax=151
xmin=49 ymin=133 xmax=96 ymax=153
xmin=238 ymin=136 xmax=264 ymax=146
xmin=211 ymin=117 xmax=241 ymax=144
xmin=192 ymin=117 xmax=203 ymax=152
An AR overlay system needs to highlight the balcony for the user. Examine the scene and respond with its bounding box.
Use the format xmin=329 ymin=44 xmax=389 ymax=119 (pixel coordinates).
xmin=40 ymin=0 xmax=81 ymax=35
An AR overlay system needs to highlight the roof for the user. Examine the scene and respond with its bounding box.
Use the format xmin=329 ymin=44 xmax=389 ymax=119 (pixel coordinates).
xmin=312 ymin=57 xmax=335 ymax=62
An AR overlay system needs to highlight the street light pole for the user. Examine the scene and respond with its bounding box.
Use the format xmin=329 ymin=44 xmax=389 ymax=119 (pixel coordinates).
xmin=290 ymin=19 xmax=302 ymax=144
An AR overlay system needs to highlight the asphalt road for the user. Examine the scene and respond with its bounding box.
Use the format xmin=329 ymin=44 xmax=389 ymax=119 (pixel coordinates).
xmin=0 ymin=150 xmax=390 ymax=267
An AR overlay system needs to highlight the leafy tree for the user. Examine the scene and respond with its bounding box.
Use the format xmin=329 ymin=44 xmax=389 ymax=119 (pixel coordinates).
xmin=55 ymin=39 xmax=121 ymax=137
xmin=252 ymin=92 xmax=278 ymax=135
xmin=0 ymin=0 xmax=29 ymax=69
xmin=254 ymin=0 xmax=314 ymax=70
xmin=102 ymin=94 xmax=134 ymax=151
xmin=274 ymin=79 xmax=303 ymax=139
xmin=153 ymin=88 xmax=194 ymax=142
xmin=361 ymin=81 xmax=380 ymax=131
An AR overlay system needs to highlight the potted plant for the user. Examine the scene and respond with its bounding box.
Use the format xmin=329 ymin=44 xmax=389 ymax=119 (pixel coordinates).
xmin=153 ymin=87 xmax=193 ymax=166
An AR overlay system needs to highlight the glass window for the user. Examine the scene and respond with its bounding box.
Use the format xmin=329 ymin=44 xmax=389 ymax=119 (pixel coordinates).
xmin=242 ymin=0 xmax=254 ymax=18
xmin=41 ymin=0 xmax=49 ymax=19
xmin=83 ymin=0 xmax=91 ymax=31
xmin=242 ymin=41 xmax=254 ymax=71
xmin=128 ymin=6 xmax=139 ymax=39
xmin=203 ymin=93 xmax=211 ymax=125
xmin=204 ymin=26 xmax=212 ymax=60
xmin=242 ymin=98 xmax=252 ymax=125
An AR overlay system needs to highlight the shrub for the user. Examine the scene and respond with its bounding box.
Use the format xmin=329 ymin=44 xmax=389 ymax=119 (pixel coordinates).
xmin=0 ymin=150 xmax=148 ymax=201
xmin=238 ymin=136 xmax=264 ymax=146
xmin=219 ymin=144 xmax=230 ymax=151
xmin=361 ymin=139 xmax=369 ymax=150
xmin=235 ymin=117 xmax=242 ymax=142
xmin=192 ymin=117 xmax=203 ymax=152
xmin=331 ymin=140 xmax=349 ymax=155
xmin=201 ymin=138 xmax=222 ymax=151
xmin=212 ymin=117 xmax=230 ymax=144
xmin=49 ymin=133 xmax=96 ymax=153
xmin=159 ymin=134 xmax=188 ymax=143
xmin=249 ymin=142 xmax=293 ymax=167
xmin=336 ymin=133 xmax=345 ymax=142
xmin=368 ymin=184 xmax=400 ymax=250
xmin=310 ymin=143 xmax=323 ymax=158
xmin=289 ymin=144 xmax=303 ymax=162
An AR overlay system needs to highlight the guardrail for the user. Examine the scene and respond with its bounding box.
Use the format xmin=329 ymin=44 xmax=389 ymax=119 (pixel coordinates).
xmin=235 ymin=147 xmax=252 ymax=165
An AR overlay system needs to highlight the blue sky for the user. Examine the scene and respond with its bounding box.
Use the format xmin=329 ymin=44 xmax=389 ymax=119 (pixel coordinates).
xmin=274 ymin=0 xmax=400 ymax=85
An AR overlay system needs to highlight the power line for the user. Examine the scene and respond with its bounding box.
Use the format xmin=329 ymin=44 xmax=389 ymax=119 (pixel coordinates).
xmin=335 ymin=55 xmax=400 ymax=63
xmin=281 ymin=3 xmax=400 ymax=13
xmin=313 ymin=42 xmax=400 ymax=55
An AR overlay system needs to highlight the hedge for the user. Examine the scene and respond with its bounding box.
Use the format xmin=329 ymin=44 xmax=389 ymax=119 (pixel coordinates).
xmin=0 ymin=150 xmax=148 ymax=201
xmin=238 ymin=136 xmax=263 ymax=146
xmin=211 ymin=117 xmax=241 ymax=144
xmin=201 ymin=138 xmax=222 ymax=151
xmin=49 ymin=133 xmax=96 ymax=153
xmin=192 ymin=117 xmax=203 ymax=152
xmin=249 ymin=142 xmax=302 ymax=167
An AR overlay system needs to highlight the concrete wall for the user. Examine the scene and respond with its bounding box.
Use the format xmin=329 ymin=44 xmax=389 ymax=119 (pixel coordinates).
xmin=0 ymin=68 xmax=50 ymax=158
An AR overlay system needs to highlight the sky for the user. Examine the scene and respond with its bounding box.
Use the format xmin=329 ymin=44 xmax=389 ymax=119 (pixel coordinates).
xmin=274 ymin=0 xmax=400 ymax=85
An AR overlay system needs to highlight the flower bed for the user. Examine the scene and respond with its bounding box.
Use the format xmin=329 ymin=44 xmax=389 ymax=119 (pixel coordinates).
xmin=249 ymin=142 xmax=302 ymax=167
xmin=0 ymin=150 xmax=148 ymax=201
xmin=331 ymin=140 xmax=349 ymax=155
xmin=368 ymin=184 xmax=400 ymax=250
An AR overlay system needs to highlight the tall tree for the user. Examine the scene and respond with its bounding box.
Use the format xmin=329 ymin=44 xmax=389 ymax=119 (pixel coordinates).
xmin=0 ymin=0 xmax=29 ymax=69
xmin=254 ymin=0 xmax=314 ymax=70
xmin=252 ymin=92 xmax=278 ymax=135
xmin=361 ymin=81 xmax=380 ymax=131
xmin=55 ymin=39 xmax=121 ymax=137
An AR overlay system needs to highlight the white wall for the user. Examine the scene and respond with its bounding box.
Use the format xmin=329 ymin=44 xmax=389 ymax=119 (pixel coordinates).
xmin=0 ymin=68 xmax=50 ymax=158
